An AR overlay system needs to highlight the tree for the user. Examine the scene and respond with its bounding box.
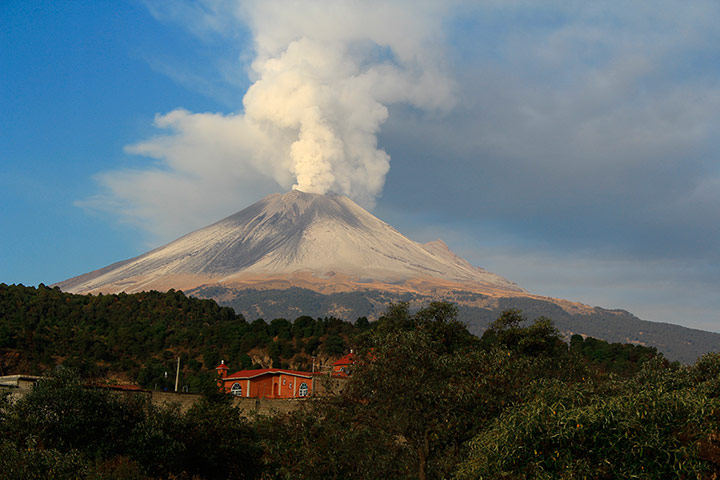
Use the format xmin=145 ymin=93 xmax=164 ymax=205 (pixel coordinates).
xmin=179 ymin=398 xmax=262 ymax=479
xmin=342 ymin=302 xmax=487 ymax=480
xmin=456 ymin=364 xmax=720 ymax=479
xmin=322 ymin=334 xmax=346 ymax=355
xmin=4 ymin=368 xmax=145 ymax=458
xmin=256 ymin=402 xmax=411 ymax=480
xmin=481 ymin=309 xmax=566 ymax=357
xmin=355 ymin=316 xmax=370 ymax=330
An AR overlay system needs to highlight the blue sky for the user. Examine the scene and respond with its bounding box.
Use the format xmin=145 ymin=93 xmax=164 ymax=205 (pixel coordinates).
xmin=2 ymin=1 xmax=720 ymax=332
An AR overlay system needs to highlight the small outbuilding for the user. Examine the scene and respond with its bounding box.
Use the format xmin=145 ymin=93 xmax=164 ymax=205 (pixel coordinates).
xmin=0 ymin=374 xmax=42 ymax=390
xmin=332 ymin=353 xmax=355 ymax=378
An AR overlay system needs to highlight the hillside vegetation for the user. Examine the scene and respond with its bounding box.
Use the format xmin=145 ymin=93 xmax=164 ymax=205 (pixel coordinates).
xmin=190 ymin=285 xmax=720 ymax=364
xmin=1 ymin=299 xmax=720 ymax=479
xmin=1 ymin=284 xmax=666 ymax=386
xmin=0 ymin=284 xmax=363 ymax=389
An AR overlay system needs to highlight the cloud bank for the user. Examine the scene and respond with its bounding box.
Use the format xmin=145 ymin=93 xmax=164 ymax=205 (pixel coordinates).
xmin=84 ymin=0 xmax=455 ymax=240
xmin=378 ymin=1 xmax=720 ymax=261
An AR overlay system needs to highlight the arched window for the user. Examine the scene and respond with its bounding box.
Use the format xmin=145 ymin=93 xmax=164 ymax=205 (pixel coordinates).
xmin=231 ymin=383 xmax=242 ymax=396
xmin=298 ymin=382 xmax=309 ymax=397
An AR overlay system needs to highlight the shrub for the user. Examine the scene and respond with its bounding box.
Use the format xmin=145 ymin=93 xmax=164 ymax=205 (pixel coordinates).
xmin=456 ymin=377 xmax=719 ymax=479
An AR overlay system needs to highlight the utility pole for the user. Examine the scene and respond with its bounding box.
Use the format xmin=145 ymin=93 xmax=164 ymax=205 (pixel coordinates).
xmin=174 ymin=356 xmax=180 ymax=392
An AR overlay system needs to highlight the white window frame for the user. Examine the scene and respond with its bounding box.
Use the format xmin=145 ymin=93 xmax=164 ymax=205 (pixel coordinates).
xmin=231 ymin=382 xmax=242 ymax=396
xmin=298 ymin=382 xmax=309 ymax=397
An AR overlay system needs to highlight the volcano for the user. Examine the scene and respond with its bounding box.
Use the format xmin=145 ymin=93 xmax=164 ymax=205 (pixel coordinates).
xmin=56 ymin=190 xmax=523 ymax=296
xmin=56 ymin=191 xmax=720 ymax=363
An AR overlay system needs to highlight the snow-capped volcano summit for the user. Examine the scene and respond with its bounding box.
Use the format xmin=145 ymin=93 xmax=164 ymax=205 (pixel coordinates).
xmin=56 ymin=191 xmax=523 ymax=295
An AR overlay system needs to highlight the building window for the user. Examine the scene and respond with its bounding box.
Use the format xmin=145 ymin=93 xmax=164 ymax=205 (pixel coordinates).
xmin=298 ymin=382 xmax=309 ymax=397
xmin=231 ymin=383 xmax=242 ymax=396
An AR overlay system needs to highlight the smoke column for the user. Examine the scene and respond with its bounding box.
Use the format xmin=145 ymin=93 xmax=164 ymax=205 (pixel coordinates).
xmin=242 ymin=0 xmax=455 ymax=204
xmin=87 ymin=0 xmax=456 ymax=238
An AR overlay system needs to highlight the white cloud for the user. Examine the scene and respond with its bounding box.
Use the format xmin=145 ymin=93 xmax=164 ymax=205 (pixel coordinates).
xmin=88 ymin=0 xmax=456 ymax=241
xmin=378 ymin=1 xmax=720 ymax=260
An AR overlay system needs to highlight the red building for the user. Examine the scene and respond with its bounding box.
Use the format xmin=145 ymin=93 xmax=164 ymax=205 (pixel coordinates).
xmin=332 ymin=352 xmax=355 ymax=377
xmin=216 ymin=361 xmax=315 ymax=399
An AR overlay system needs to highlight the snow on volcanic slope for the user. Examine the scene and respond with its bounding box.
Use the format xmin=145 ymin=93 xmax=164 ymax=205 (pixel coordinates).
xmin=56 ymin=191 xmax=524 ymax=295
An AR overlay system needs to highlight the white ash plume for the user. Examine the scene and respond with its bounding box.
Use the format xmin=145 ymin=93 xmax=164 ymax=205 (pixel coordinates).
xmin=85 ymin=0 xmax=455 ymax=239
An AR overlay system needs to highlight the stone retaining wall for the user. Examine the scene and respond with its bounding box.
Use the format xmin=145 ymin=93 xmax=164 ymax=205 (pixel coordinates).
xmin=1 ymin=383 xmax=324 ymax=416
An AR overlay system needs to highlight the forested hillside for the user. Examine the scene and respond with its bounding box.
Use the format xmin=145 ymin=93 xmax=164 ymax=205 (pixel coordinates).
xmin=1 ymin=284 xmax=667 ymax=388
xmin=1 ymin=300 xmax=719 ymax=479
xmin=190 ymin=285 xmax=720 ymax=363
xmin=0 ymin=284 xmax=363 ymax=389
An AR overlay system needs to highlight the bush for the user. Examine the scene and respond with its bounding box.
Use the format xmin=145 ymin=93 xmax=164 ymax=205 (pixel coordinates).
xmin=0 ymin=439 xmax=90 ymax=480
xmin=180 ymin=399 xmax=262 ymax=479
xmin=4 ymin=368 xmax=145 ymax=458
xmin=456 ymin=377 xmax=719 ymax=479
xmin=256 ymin=403 xmax=411 ymax=480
